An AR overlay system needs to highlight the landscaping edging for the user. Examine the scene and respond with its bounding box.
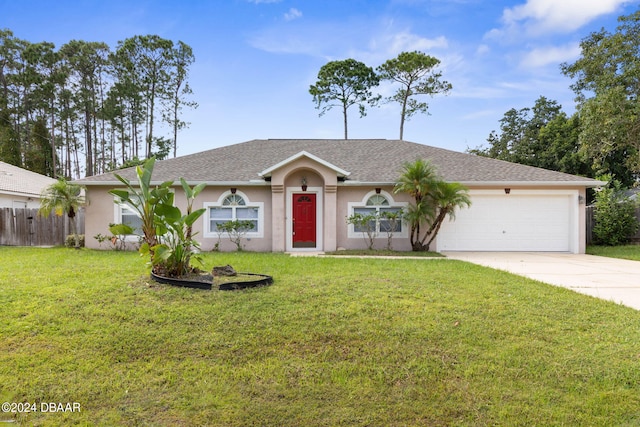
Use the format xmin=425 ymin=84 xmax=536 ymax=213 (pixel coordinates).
xmin=150 ymin=271 xmax=273 ymax=291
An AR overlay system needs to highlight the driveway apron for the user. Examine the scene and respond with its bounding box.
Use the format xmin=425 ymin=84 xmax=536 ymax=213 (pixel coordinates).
xmin=442 ymin=252 xmax=640 ymax=311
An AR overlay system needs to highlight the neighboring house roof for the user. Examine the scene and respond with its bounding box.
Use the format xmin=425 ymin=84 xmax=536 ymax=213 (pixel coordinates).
xmin=75 ymin=139 xmax=602 ymax=187
xmin=0 ymin=161 xmax=57 ymax=197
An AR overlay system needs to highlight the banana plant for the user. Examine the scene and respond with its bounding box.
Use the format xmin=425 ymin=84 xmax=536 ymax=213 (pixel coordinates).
xmin=152 ymin=179 xmax=206 ymax=276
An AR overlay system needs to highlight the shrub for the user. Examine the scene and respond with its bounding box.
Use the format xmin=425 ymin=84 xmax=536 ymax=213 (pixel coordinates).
xmin=592 ymin=177 xmax=639 ymax=246
xmin=217 ymin=220 xmax=255 ymax=251
xmin=65 ymin=234 xmax=85 ymax=248
xmin=346 ymin=212 xmax=378 ymax=250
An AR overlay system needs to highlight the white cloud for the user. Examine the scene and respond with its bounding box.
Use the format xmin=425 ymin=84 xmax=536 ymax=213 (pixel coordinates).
xmin=284 ymin=8 xmax=302 ymax=21
xmin=249 ymin=17 xmax=449 ymax=64
xmin=357 ymin=25 xmax=450 ymax=64
xmin=520 ymin=43 xmax=581 ymax=68
xmin=497 ymin=0 xmax=636 ymax=36
xmin=476 ymin=44 xmax=490 ymax=56
xmin=388 ymin=32 xmax=448 ymax=54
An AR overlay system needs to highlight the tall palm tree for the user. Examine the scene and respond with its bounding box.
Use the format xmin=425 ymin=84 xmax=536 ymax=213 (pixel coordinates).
xmin=39 ymin=179 xmax=85 ymax=249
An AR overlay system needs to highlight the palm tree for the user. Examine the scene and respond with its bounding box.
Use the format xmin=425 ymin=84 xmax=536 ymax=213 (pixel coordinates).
xmin=39 ymin=179 xmax=86 ymax=249
xmin=422 ymin=181 xmax=471 ymax=250
xmin=394 ymin=159 xmax=471 ymax=251
xmin=394 ymin=159 xmax=440 ymax=251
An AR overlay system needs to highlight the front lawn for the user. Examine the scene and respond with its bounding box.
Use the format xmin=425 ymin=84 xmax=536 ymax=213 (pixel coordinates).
xmin=587 ymin=244 xmax=640 ymax=261
xmin=1 ymin=247 xmax=639 ymax=426
xmin=324 ymin=249 xmax=443 ymax=257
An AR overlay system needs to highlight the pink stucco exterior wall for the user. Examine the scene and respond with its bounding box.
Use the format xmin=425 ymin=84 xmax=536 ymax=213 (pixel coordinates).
xmin=83 ymin=163 xmax=589 ymax=254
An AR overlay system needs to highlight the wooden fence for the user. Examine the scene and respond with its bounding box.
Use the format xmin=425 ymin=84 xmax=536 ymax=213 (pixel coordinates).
xmin=0 ymin=207 xmax=84 ymax=247
xmin=586 ymin=205 xmax=640 ymax=245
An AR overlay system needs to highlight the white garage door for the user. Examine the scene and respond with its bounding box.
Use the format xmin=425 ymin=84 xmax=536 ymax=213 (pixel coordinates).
xmin=437 ymin=192 xmax=574 ymax=252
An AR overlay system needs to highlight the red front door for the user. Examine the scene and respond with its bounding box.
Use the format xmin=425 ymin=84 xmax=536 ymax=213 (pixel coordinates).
xmin=292 ymin=193 xmax=316 ymax=248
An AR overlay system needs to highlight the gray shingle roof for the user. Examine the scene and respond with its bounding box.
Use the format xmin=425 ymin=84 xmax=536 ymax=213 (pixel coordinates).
xmin=0 ymin=161 xmax=57 ymax=196
xmin=75 ymin=139 xmax=601 ymax=186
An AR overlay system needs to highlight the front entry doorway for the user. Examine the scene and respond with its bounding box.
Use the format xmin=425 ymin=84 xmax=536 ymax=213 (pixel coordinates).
xmin=292 ymin=193 xmax=316 ymax=248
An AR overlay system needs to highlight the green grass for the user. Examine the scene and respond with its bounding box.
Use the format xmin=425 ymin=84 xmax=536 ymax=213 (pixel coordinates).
xmin=587 ymin=244 xmax=640 ymax=261
xmin=1 ymin=247 xmax=640 ymax=426
xmin=325 ymin=249 xmax=443 ymax=257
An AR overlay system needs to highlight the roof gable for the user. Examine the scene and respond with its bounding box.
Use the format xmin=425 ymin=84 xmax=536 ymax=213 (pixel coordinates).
xmin=258 ymin=151 xmax=351 ymax=178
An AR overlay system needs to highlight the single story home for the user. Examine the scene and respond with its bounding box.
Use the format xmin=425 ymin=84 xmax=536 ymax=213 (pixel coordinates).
xmin=0 ymin=161 xmax=58 ymax=209
xmin=76 ymin=139 xmax=602 ymax=253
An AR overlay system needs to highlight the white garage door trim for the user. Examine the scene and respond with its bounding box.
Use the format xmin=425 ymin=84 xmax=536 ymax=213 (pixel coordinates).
xmin=437 ymin=189 xmax=579 ymax=253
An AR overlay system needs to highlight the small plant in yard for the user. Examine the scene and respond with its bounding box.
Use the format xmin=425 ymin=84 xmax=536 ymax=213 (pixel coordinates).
xmin=379 ymin=210 xmax=403 ymax=250
xmin=94 ymin=223 xmax=136 ymax=250
xmin=64 ymin=234 xmax=85 ymax=248
xmin=346 ymin=211 xmax=378 ymax=249
xmin=217 ymin=219 xmax=255 ymax=251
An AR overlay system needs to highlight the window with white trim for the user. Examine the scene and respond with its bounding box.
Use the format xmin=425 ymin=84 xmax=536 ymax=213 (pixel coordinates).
xmin=113 ymin=196 xmax=143 ymax=237
xmin=348 ymin=192 xmax=407 ymax=237
xmin=204 ymin=192 xmax=264 ymax=238
xmin=120 ymin=204 xmax=143 ymax=235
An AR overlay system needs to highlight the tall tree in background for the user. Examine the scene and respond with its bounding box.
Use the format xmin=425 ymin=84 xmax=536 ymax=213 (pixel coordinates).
xmin=0 ymin=30 xmax=24 ymax=167
xmin=309 ymin=58 xmax=380 ymax=139
xmin=24 ymin=116 xmax=54 ymax=175
xmin=30 ymin=42 xmax=64 ymax=177
xmin=0 ymin=109 xmax=21 ymax=166
xmin=468 ymin=96 xmax=596 ymax=180
xmin=163 ymin=41 xmax=197 ymax=157
xmin=114 ymin=35 xmax=174 ymax=159
xmin=562 ymin=9 xmax=640 ymax=182
xmin=377 ymin=51 xmax=452 ymax=140
xmin=471 ymin=96 xmax=562 ymax=164
xmin=0 ymin=30 xmax=27 ymax=113
xmin=59 ymin=40 xmax=110 ymax=177
xmin=0 ymin=29 xmax=197 ymax=179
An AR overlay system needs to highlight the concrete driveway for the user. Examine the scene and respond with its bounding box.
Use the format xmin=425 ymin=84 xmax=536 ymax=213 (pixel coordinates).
xmin=442 ymin=252 xmax=640 ymax=311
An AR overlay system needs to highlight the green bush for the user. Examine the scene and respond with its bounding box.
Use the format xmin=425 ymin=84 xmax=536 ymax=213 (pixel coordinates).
xmin=65 ymin=234 xmax=85 ymax=248
xmin=217 ymin=219 xmax=255 ymax=251
xmin=592 ymin=177 xmax=639 ymax=246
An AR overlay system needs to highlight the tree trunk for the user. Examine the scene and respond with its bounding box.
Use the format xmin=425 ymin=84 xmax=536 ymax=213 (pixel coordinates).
xmin=399 ymin=91 xmax=409 ymax=140
xmin=425 ymin=209 xmax=449 ymax=250
xmin=343 ymin=105 xmax=348 ymax=139
xmin=84 ymin=107 xmax=93 ymax=176
xmin=50 ymin=100 xmax=57 ymax=178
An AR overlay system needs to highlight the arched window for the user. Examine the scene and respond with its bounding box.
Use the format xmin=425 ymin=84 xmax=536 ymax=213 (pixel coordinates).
xmin=366 ymin=194 xmax=389 ymax=206
xmin=349 ymin=191 xmax=405 ymax=235
xmin=204 ymin=191 xmax=264 ymax=238
xmin=222 ymin=194 xmax=246 ymax=206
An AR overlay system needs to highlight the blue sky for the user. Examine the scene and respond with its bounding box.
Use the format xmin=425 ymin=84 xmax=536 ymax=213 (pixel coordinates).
xmin=2 ymin=0 xmax=639 ymax=156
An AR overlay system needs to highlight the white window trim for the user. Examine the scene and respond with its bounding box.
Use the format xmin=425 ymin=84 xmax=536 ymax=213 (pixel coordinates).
xmin=113 ymin=196 xmax=144 ymax=242
xmin=203 ymin=190 xmax=264 ymax=239
xmin=347 ymin=190 xmax=408 ymax=239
